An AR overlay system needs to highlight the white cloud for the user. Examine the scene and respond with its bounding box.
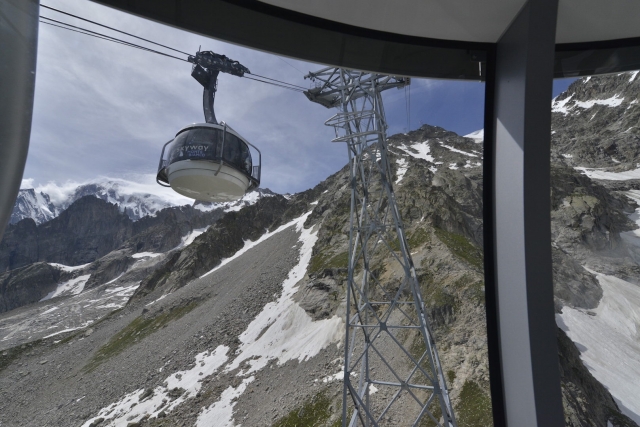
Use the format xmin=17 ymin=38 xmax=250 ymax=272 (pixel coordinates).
xmin=28 ymin=0 xmax=341 ymax=194
xmin=20 ymin=178 xmax=34 ymax=189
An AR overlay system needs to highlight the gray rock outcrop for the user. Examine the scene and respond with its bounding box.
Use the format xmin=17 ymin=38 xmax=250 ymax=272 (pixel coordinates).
xmin=0 ymin=262 xmax=61 ymax=313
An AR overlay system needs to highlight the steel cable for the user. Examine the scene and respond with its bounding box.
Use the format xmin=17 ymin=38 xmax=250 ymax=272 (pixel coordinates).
xmin=40 ymin=17 xmax=190 ymax=62
xmin=40 ymin=8 xmax=308 ymax=93
xmin=41 ymin=4 xmax=191 ymax=56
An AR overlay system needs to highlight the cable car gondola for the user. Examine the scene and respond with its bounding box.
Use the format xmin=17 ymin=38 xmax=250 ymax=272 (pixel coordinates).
xmin=157 ymin=51 xmax=261 ymax=202
xmin=156 ymin=122 xmax=260 ymax=202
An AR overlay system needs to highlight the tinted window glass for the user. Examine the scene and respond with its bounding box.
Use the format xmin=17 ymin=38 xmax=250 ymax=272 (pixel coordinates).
xmin=182 ymin=128 xmax=220 ymax=160
xmin=221 ymin=133 xmax=251 ymax=174
xmin=167 ymin=131 xmax=189 ymax=164
xmin=168 ymin=128 xmax=222 ymax=164
xmin=239 ymin=137 xmax=252 ymax=174
xmin=222 ymin=133 xmax=240 ymax=167
xmin=167 ymin=127 xmax=252 ymax=176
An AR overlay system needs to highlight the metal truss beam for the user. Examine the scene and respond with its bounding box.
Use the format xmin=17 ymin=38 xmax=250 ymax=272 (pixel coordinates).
xmin=305 ymin=68 xmax=457 ymax=427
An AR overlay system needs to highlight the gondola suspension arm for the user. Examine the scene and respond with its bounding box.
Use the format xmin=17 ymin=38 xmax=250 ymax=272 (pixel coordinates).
xmin=188 ymin=51 xmax=250 ymax=125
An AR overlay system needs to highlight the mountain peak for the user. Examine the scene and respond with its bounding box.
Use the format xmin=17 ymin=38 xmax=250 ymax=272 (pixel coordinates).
xmin=13 ymin=175 xmax=278 ymax=225
xmin=10 ymin=188 xmax=59 ymax=225
xmin=551 ymin=71 xmax=640 ymax=169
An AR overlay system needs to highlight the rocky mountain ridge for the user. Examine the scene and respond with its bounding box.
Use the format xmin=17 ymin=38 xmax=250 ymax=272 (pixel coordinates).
xmin=552 ymin=72 xmax=640 ymax=169
xmin=11 ymin=178 xmax=275 ymax=224
xmin=0 ymin=189 xmax=276 ymax=314
xmin=1 ymin=196 xmax=220 ymax=273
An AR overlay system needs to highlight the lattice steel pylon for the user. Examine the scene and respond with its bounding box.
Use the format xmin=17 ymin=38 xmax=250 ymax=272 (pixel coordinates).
xmin=304 ymin=68 xmax=457 ymax=427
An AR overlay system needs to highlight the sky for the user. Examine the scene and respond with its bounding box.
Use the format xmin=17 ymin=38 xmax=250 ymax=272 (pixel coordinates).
xmin=24 ymin=0 xmax=576 ymax=195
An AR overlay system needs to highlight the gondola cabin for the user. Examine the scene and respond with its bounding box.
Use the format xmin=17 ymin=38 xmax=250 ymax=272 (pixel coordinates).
xmin=156 ymin=122 xmax=261 ymax=202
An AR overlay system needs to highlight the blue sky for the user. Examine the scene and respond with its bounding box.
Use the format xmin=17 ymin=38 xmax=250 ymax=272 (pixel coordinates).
xmin=24 ymin=0 xmax=576 ymax=195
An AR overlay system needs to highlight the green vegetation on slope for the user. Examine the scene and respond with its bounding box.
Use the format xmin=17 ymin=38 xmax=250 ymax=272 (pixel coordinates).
xmin=272 ymin=391 xmax=336 ymax=427
xmin=84 ymin=301 xmax=200 ymax=372
xmin=434 ymin=228 xmax=483 ymax=270
xmin=453 ymin=275 xmax=485 ymax=306
xmin=309 ymin=251 xmax=349 ymax=275
xmin=447 ymin=370 xmax=456 ymax=385
xmin=408 ymin=228 xmax=431 ymax=248
xmin=456 ymin=380 xmax=493 ymax=427
xmin=418 ymin=400 xmax=443 ymax=427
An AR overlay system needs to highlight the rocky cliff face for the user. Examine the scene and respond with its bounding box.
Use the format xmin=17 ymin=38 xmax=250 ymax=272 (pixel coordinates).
xmin=0 ymin=197 xmax=227 ymax=273
xmin=0 ymin=262 xmax=61 ymax=313
xmin=552 ymin=73 xmax=640 ymax=168
xmin=0 ymin=196 xmax=133 ymax=272
xmin=0 ymin=196 xmax=228 ymax=313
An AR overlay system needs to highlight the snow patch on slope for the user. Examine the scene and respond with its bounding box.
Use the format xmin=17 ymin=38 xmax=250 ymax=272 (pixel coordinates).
xmin=553 ymin=93 xmax=625 ymax=115
xmin=131 ymin=252 xmax=162 ymax=259
xmin=195 ymin=376 xmax=254 ymax=427
xmin=398 ymin=141 xmax=435 ymax=163
xmin=224 ymin=211 xmax=343 ymax=375
xmin=195 ymin=210 xmax=344 ymax=425
xmin=574 ymin=94 xmax=625 ymax=109
xmin=395 ymin=157 xmax=408 ymax=185
xmin=178 ymin=226 xmax=209 ymax=248
xmin=464 ymin=160 xmax=482 ymax=168
xmin=558 ymin=271 xmax=640 ymax=423
xmin=438 ymin=141 xmax=478 ymax=157
xmin=464 ymin=129 xmax=484 ymax=143
xmin=49 ymin=262 xmax=90 ymax=272
xmin=576 ymin=166 xmax=640 ymax=181
xmin=194 ymin=190 xmax=273 ymax=214
xmin=552 ymin=94 xmax=574 ymax=115
xmin=40 ymin=274 xmax=91 ymax=301
xmin=82 ymin=345 xmax=230 ymax=427
xmin=42 ymin=321 xmax=94 ymax=339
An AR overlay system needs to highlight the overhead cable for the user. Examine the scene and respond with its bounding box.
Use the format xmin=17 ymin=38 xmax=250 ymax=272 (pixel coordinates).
xmin=247 ymin=72 xmax=307 ymax=91
xmin=244 ymin=75 xmax=304 ymax=92
xmin=41 ymin=4 xmax=191 ymax=56
xmin=40 ymin=20 xmax=137 ymax=48
xmin=276 ymin=56 xmax=304 ymax=74
xmin=40 ymin=17 xmax=190 ymax=62
xmin=41 ymin=7 xmax=307 ymax=93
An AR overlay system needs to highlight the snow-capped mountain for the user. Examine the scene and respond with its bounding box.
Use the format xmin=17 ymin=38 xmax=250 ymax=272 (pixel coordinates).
xmin=10 ymin=188 xmax=60 ymax=225
xmin=12 ymin=175 xmax=274 ymax=224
